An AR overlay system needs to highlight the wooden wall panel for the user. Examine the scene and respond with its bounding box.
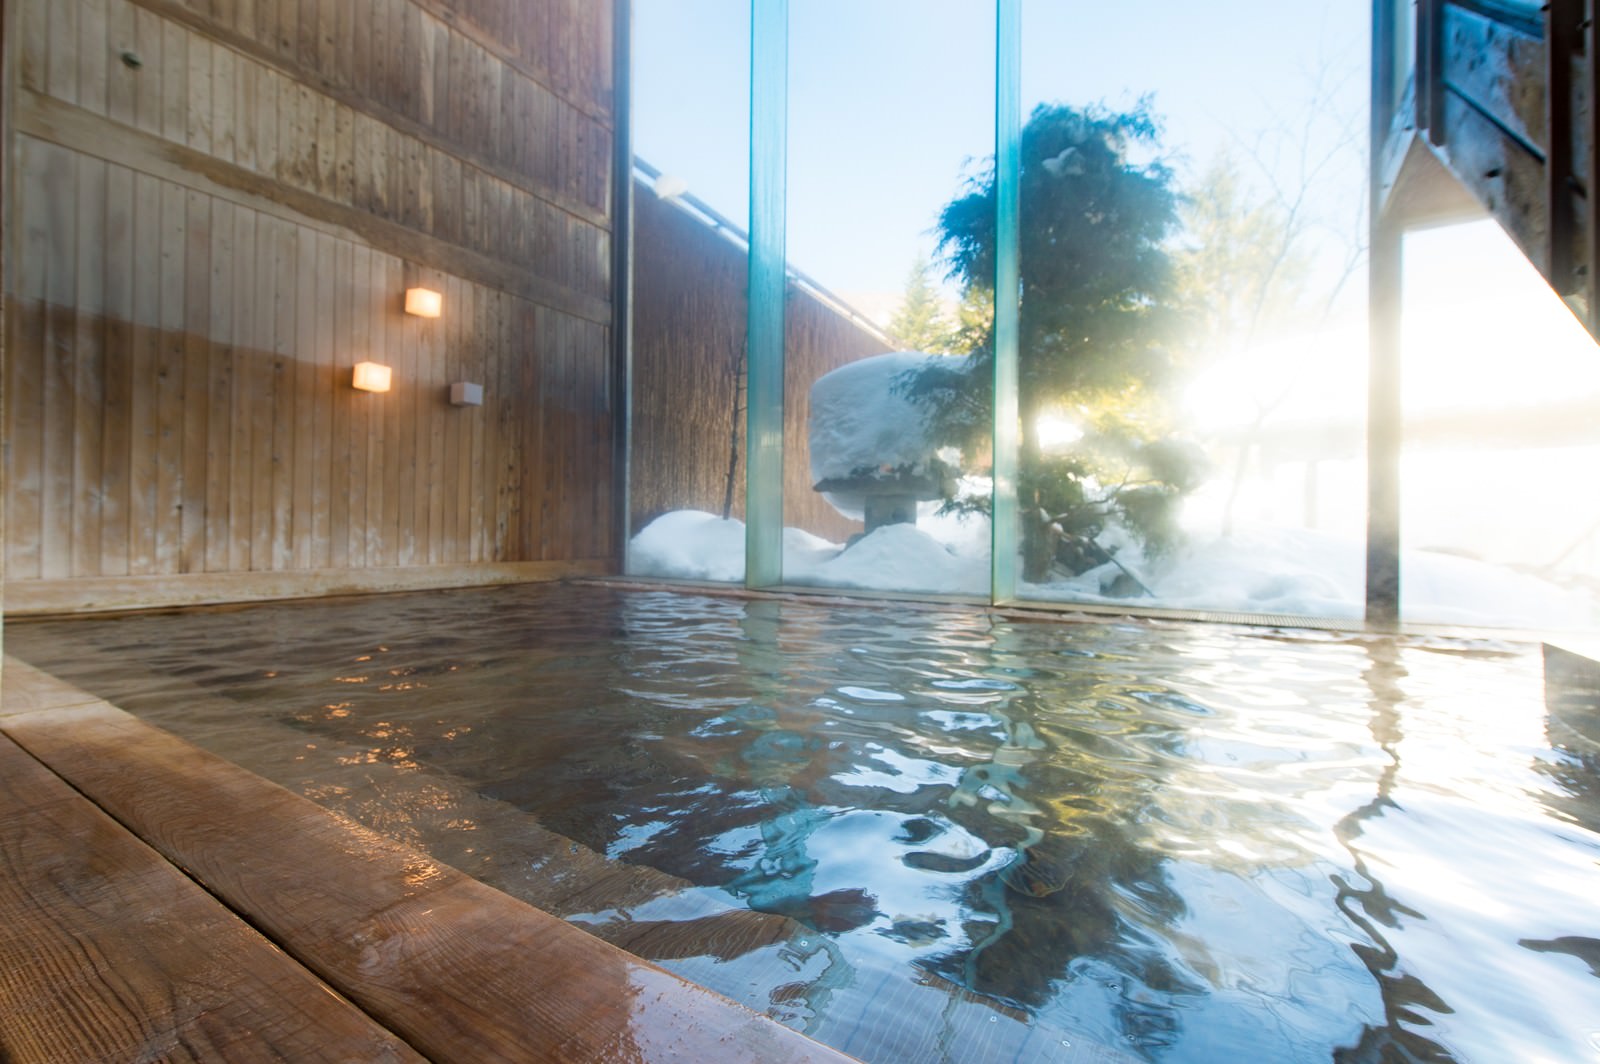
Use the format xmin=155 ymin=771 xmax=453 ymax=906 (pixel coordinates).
xmin=630 ymin=185 xmax=890 ymax=544
xmin=4 ymin=0 xmax=618 ymax=602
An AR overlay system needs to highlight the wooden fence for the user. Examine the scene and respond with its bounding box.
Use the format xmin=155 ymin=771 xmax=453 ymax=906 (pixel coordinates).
xmin=631 ymin=182 xmax=889 ymax=544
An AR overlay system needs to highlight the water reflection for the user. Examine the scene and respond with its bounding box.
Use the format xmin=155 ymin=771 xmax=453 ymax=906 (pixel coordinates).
xmin=1331 ymin=640 xmax=1452 ymax=1062
xmin=8 ymin=585 xmax=1599 ymax=1062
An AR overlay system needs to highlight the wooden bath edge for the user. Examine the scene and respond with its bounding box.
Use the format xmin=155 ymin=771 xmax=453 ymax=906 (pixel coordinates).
xmin=0 ymin=656 xmax=858 ymax=1064
xmin=3 ymin=560 xmax=615 ymax=617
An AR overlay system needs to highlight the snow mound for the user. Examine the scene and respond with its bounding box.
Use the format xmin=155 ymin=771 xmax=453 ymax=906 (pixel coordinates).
xmin=629 ymin=510 xmax=747 ymax=582
xmin=808 ymin=352 xmax=958 ymax=520
xmin=630 ymin=511 xmax=1596 ymax=632
xmin=793 ymin=524 xmax=990 ymax=597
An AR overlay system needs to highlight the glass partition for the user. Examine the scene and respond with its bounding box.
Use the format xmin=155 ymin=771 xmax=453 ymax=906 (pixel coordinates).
xmin=624 ymin=1 xmax=1597 ymax=636
xmin=625 ymin=1 xmax=752 ymax=583
xmin=776 ymin=1 xmax=996 ymax=598
xmin=1007 ymin=0 xmax=1372 ymax=620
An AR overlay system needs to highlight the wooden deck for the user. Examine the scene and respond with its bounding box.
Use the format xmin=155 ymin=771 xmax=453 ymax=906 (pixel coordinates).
xmin=0 ymin=657 xmax=857 ymax=1063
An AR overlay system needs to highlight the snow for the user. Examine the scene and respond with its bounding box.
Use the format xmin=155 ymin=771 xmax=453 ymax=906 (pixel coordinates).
xmin=629 ymin=509 xmax=1598 ymax=633
xmin=629 ymin=510 xmax=747 ymax=583
xmin=808 ymin=352 xmax=960 ymax=519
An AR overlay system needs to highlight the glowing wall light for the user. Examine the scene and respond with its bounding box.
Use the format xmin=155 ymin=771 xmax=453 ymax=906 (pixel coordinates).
xmin=404 ymin=287 xmax=443 ymax=318
xmin=352 ymin=361 xmax=392 ymax=393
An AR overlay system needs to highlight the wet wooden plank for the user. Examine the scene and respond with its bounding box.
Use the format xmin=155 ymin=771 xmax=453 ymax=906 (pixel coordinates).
xmin=0 ymin=692 xmax=857 ymax=1064
xmin=0 ymin=731 xmax=426 ymax=1064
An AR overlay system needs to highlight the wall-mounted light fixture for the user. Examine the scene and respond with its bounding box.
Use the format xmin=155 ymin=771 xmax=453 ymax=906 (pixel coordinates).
xmin=450 ymin=382 xmax=484 ymax=406
xmin=405 ymin=287 xmax=443 ymax=318
xmin=352 ymin=361 xmax=392 ymax=393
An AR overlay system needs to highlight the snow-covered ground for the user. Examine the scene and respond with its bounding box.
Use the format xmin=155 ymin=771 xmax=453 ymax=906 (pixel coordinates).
xmin=628 ymin=508 xmax=1600 ymax=632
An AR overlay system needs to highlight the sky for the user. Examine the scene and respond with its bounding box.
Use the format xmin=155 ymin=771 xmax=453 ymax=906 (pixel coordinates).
xmin=631 ymin=0 xmax=1370 ymax=303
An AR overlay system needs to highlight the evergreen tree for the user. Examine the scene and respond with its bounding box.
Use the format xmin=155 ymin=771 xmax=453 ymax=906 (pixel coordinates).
xmin=903 ymin=100 xmax=1202 ymax=583
xmin=887 ymin=254 xmax=953 ymax=353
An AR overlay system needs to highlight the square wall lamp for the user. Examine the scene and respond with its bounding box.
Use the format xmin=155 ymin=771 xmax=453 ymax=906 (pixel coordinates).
xmin=405 ymin=287 xmax=443 ymax=318
xmin=352 ymin=361 xmax=392 ymax=392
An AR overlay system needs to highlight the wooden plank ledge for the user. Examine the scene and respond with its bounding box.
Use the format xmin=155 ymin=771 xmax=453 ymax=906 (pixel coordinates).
xmin=0 ymin=731 xmax=426 ymax=1063
xmin=0 ymin=660 xmax=857 ymax=1063
xmin=4 ymin=560 xmax=612 ymax=616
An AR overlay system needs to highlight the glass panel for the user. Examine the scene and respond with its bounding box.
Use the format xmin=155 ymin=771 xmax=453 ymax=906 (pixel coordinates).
xmin=625 ymin=1 xmax=752 ymax=583
xmin=1399 ymin=220 xmax=1600 ymax=632
xmin=1009 ymin=0 xmax=1371 ymax=621
xmin=777 ymin=1 xmax=996 ymax=597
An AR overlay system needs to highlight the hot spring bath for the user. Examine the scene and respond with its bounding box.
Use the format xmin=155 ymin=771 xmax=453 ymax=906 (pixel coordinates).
xmin=10 ymin=583 xmax=1598 ymax=1062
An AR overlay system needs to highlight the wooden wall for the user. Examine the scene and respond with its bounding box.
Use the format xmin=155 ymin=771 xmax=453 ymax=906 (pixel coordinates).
xmin=630 ymin=184 xmax=889 ymax=544
xmin=3 ymin=0 xmax=618 ymax=613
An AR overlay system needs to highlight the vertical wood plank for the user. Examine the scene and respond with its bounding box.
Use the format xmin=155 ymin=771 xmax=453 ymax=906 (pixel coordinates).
xmin=404 ymin=273 xmax=425 ymax=567
xmin=450 ymin=275 xmax=472 ymax=561
xmin=424 ymin=276 xmax=445 ymax=565
xmin=385 ymin=253 xmax=406 ymax=566
xmin=155 ymin=181 xmax=188 ymax=574
xmin=270 ymin=219 xmax=297 ymax=570
xmin=8 ymin=139 xmax=51 ymax=579
xmin=349 ymin=243 xmax=373 ymax=567
xmin=99 ymin=160 xmax=136 ymax=572
xmin=394 ymin=262 xmax=416 ymax=566
xmin=235 ymin=0 xmax=255 ymax=43
xmin=40 ymin=144 xmax=79 ymax=580
xmin=367 ymin=250 xmax=391 ymax=566
xmin=180 ymin=191 xmax=212 ymax=573
xmin=335 ymin=103 xmax=355 ymax=205
xmin=316 ymin=0 xmax=336 ymax=83
xmin=312 ymin=232 xmax=337 ymax=569
xmin=212 ymin=43 xmax=236 ymax=165
xmin=466 ymin=282 xmax=485 ymax=563
xmin=274 ymin=0 xmax=297 ymax=58
xmin=256 ymin=64 xmax=280 ymax=179
xmin=275 ymin=74 xmax=297 ymax=188
xmin=70 ymin=156 xmax=108 ymax=578
xmin=249 ymin=215 xmax=277 ymax=570
xmin=334 ymin=0 xmax=355 ymax=91
xmin=235 ymin=54 xmax=259 ymax=172
xmin=187 ymin=34 xmax=213 ymax=155
xmin=106 ymin=0 xmax=137 ymax=128
xmin=329 ymin=237 xmax=354 ymax=571
xmin=228 ymin=206 xmax=258 ymax=572
xmin=297 ymin=0 xmax=318 ymax=72
xmin=317 ymin=92 xmax=338 ymax=198
xmin=205 ymin=200 xmax=236 ymax=573
xmin=369 ymin=0 xmax=388 ymax=118
xmin=46 ymin=0 xmax=80 ymax=107
xmin=291 ymin=222 xmax=316 ymax=569
xmin=351 ymin=0 xmax=372 ymax=100
xmin=77 ymin=0 xmax=109 ymax=117
xmin=127 ymin=171 xmax=162 ymax=575
xmin=160 ymin=17 xmax=187 ymax=145
xmin=19 ymin=0 xmax=48 ymax=92
xmin=131 ymin=4 xmax=163 ymax=135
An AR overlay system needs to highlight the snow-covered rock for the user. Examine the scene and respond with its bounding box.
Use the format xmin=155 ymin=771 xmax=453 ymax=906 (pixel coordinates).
xmin=808 ymin=351 xmax=961 ymax=520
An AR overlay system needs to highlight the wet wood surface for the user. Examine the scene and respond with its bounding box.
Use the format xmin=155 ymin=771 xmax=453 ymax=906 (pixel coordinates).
xmin=0 ymin=660 xmax=858 ymax=1063
xmin=0 ymin=730 xmax=425 ymax=1064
